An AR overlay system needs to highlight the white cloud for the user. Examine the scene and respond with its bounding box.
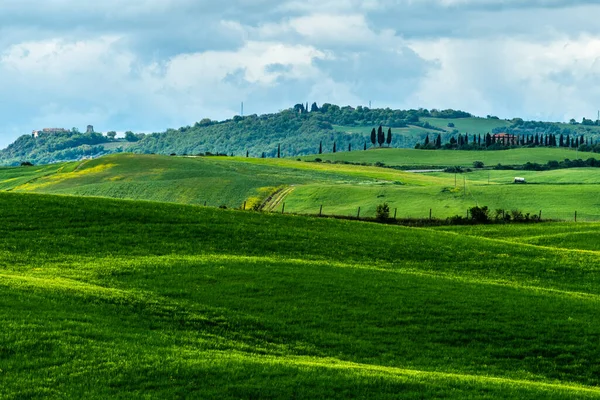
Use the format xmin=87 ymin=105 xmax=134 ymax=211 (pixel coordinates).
xmin=1 ymin=0 xmax=600 ymax=147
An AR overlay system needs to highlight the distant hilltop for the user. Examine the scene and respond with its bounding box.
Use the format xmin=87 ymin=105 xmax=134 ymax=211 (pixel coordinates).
xmin=32 ymin=125 xmax=94 ymax=138
xmin=4 ymin=103 xmax=600 ymax=166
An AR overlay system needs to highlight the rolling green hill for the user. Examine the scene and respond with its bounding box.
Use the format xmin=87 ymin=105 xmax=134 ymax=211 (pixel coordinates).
xmin=3 ymin=104 xmax=600 ymax=166
xmin=3 ymin=152 xmax=600 ymax=221
xmin=301 ymin=147 xmax=595 ymax=167
xmin=3 ymin=192 xmax=600 ymax=398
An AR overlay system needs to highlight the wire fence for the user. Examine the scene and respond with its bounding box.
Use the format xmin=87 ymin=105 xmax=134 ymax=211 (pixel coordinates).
xmin=203 ymin=200 xmax=600 ymax=224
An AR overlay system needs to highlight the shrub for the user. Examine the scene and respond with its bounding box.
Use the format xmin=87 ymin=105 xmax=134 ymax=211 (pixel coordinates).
xmin=444 ymin=166 xmax=464 ymax=173
xmin=473 ymin=161 xmax=484 ymax=169
xmin=314 ymin=158 xmax=322 ymax=162
xmin=219 ymin=205 xmax=228 ymax=210
xmin=511 ymin=210 xmax=524 ymax=221
xmin=469 ymin=206 xmax=490 ymax=223
xmin=376 ymin=203 xmax=390 ymax=220
xmin=20 ymin=161 xmax=34 ymax=166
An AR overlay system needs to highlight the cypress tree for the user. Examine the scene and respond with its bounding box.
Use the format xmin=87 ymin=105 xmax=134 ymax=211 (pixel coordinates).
xmin=319 ymin=141 xmax=323 ymax=154
xmin=377 ymin=125 xmax=385 ymax=147
xmin=566 ymin=135 xmax=570 ymax=147
xmin=348 ymin=143 xmax=352 ymax=152
xmin=364 ymin=142 xmax=367 ymax=151
xmin=371 ymin=128 xmax=376 ymax=146
xmin=277 ymin=144 xmax=281 ymax=158
xmin=486 ymin=133 xmax=492 ymax=147
xmin=560 ymin=134 xmax=564 ymax=147
xmin=261 ymin=152 xmax=266 ymax=158
xmin=425 ymin=135 xmax=430 ymax=146
xmin=246 ymin=150 xmax=249 ymax=158
xmin=465 ymin=134 xmax=469 ymax=145
xmin=478 ymin=134 xmax=482 ymax=146
xmin=333 ymin=142 xmax=337 ymax=153
xmin=436 ymin=134 xmax=442 ymax=148
xmin=387 ymin=128 xmax=392 ymax=146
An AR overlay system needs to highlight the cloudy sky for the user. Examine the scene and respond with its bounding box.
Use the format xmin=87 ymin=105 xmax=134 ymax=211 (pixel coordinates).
xmin=1 ymin=0 xmax=600 ymax=147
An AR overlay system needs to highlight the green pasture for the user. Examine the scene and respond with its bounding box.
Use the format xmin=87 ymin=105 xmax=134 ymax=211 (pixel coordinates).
xmin=300 ymin=147 xmax=594 ymax=167
xmin=2 ymin=154 xmax=600 ymax=221
xmin=429 ymin=168 xmax=600 ymax=185
xmin=0 ymin=154 xmax=453 ymax=208
xmin=3 ymin=193 xmax=600 ymax=398
xmin=280 ymin=179 xmax=600 ymax=220
xmin=421 ymin=117 xmax=510 ymax=134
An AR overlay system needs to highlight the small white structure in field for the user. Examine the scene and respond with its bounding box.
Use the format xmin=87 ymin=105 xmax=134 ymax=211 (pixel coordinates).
xmin=514 ymin=177 xmax=526 ymax=184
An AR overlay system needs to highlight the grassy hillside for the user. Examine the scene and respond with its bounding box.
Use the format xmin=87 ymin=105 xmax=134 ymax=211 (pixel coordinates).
xmin=3 ymin=153 xmax=600 ymax=221
xmin=3 ymin=192 xmax=600 ymax=398
xmin=4 ymin=103 xmax=600 ymax=166
xmin=0 ymin=154 xmax=450 ymax=208
xmin=301 ymin=147 xmax=595 ymax=167
xmin=421 ymin=116 xmax=509 ymax=134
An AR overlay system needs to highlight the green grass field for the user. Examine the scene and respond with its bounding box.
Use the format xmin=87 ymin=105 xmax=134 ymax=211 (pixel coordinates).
xmin=300 ymin=147 xmax=595 ymax=167
xmin=3 ymin=193 xmax=600 ymax=398
xmin=3 ymin=153 xmax=600 ymax=221
xmin=420 ymin=117 xmax=510 ymax=134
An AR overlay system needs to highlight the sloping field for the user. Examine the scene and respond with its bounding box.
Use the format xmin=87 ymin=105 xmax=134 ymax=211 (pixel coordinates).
xmin=3 ymin=154 xmax=600 ymax=220
xmin=420 ymin=117 xmax=509 ymax=134
xmin=2 ymin=193 xmax=600 ymax=398
xmin=300 ymin=148 xmax=595 ymax=167
xmin=0 ymin=154 xmax=453 ymax=208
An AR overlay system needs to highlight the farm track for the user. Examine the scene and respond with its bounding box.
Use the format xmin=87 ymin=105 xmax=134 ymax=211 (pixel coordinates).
xmin=263 ymin=186 xmax=296 ymax=212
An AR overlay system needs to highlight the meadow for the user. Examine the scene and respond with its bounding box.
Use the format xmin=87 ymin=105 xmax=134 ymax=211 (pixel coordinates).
xmin=3 ymin=192 xmax=600 ymax=398
xmin=4 ymin=153 xmax=600 ymax=220
xmin=300 ymin=147 xmax=594 ymax=167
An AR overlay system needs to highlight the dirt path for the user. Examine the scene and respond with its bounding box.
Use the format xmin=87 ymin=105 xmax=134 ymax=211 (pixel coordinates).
xmin=266 ymin=186 xmax=295 ymax=212
xmin=257 ymin=186 xmax=296 ymax=211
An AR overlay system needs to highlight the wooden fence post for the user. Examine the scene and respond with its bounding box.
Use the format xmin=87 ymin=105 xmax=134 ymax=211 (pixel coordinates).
xmin=319 ymin=205 xmax=323 ymax=217
xmin=575 ymin=211 xmax=577 ymax=222
xmin=204 ymin=201 xmax=207 ymax=207
xmin=282 ymin=203 xmax=285 ymax=214
xmin=357 ymin=207 xmax=361 ymax=219
xmin=539 ymin=210 xmax=542 ymax=220
xmin=243 ymin=201 xmax=246 ymax=211
xmin=394 ymin=208 xmax=397 ymax=219
xmin=429 ymin=209 xmax=432 ymax=220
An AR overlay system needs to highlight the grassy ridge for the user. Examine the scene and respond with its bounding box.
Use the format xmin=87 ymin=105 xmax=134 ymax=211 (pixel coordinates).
xmin=2 ymin=193 xmax=600 ymax=398
xmin=2 ymin=153 xmax=600 ymax=220
xmin=301 ymin=147 xmax=595 ymax=167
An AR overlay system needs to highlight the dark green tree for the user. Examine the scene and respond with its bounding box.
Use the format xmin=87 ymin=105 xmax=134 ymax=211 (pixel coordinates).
xmin=310 ymin=102 xmax=320 ymax=112
xmin=364 ymin=142 xmax=367 ymax=150
xmin=371 ymin=128 xmax=376 ymax=146
xmin=424 ymin=135 xmax=430 ymax=146
xmin=277 ymin=144 xmax=281 ymax=158
xmin=377 ymin=125 xmax=385 ymax=147
xmin=319 ymin=141 xmax=322 ymax=154
xmin=246 ymin=150 xmax=249 ymax=158
xmin=386 ymin=128 xmax=392 ymax=146
xmin=348 ymin=143 xmax=352 ymax=152
xmin=124 ymin=131 xmax=138 ymax=142
xmin=436 ymin=134 xmax=442 ymax=148
xmin=333 ymin=142 xmax=337 ymax=153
